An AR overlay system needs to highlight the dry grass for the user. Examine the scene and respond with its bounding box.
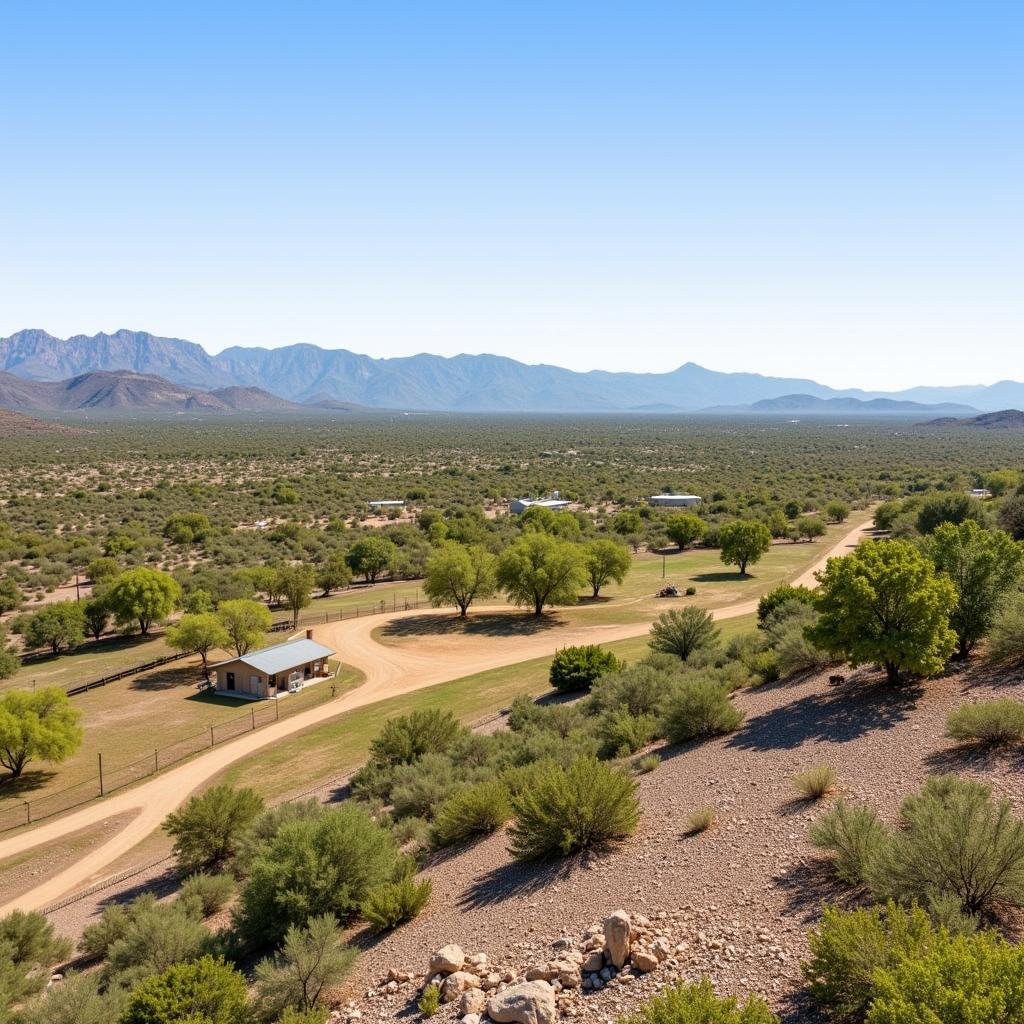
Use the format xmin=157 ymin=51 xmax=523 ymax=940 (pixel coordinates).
xmin=686 ymin=806 xmax=717 ymax=834
xmin=792 ymin=763 xmax=839 ymax=800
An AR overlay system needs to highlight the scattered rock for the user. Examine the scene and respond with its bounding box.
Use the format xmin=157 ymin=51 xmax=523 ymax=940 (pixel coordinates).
xmin=429 ymin=944 xmax=466 ymax=976
xmin=603 ymin=910 xmax=632 ymax=968
xmin=460 ymin=989 xmax=487 ymax=1015
xmin=441 ymin=971 xmax=481 ymax=1003
xmin=487 ymin=980 xmax=557 ymax=1024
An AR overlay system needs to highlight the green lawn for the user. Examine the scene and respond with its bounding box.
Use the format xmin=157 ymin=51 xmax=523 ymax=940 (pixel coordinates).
xmin=215 ymin=614 xmax=756 ymax=803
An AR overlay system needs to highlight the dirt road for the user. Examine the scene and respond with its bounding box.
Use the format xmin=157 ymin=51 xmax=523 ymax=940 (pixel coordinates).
xmin=0 ymin=517 xmax=871 ymax=914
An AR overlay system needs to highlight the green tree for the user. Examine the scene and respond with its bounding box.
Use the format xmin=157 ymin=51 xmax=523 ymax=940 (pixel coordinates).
xmin=797 ymin=516 xmax=826 ymax=541
xmin=0 ymin=630 xmax=18 ymax=680
xmin=922 ymin=519 xmax=1024 ymax=657
xmin=106 ymin=567 xmax=181 ymax=635
xmin=496 ymin=532 xmax=586 ymax=615
xmin=809 ymin=539 xmax=957 ymax=683
xmin=81 ymin=592 xmax=111 ymax=641
xmin=86 ymin=556 xmax=121 ymax=585
xmin=649 ymin=607 xmax=720 ymax=661
xmin=549 ymin=644 xmax=621 ymax=692
xmin=345 ymin=537 xmax=397 ymax=583
xmin=998 ymin=493 xmax=1024 ymax=540
xmin=162 ymin=512 xmax=211 ymax=546
xmin=277 ymin=564 xmax=316 ymax=628
xmin=718 ymin=520 xmax=772 ymax=575
xmin=0 ymin=578 xmax=22 ymax=614
xmin=0 ymin=687 xmax=82 ymax=780
xmin=163 ymin=784 xmax=265 ymax=873
xmin=825 ymin=500 xmax=850 ymax=523
xmin=518 ymin=505 xmax=581 ymax=538
xmin=916 ymin=492 xmax=981 ymax=535
xmin=165 ymin=613 xmax=230 ymax=679
xmin=118 ymin=956 xmax=251 ymax=1024
xmin=582 ymin=539 xmax=631 ymax=598
xmin=664 ymin=513 xmax=706 ymax=551
xmin=985 ymin=469 xmax=1019 ymax=497
xmin=23 ymin=602 xmax=85 ymax=655
xmin=255 ymin=914 xmax=356 ymax=1017
xmin=315 ymin=552 xmax=351 ymax=596
xmin=216 ymin=599 xmax=272 ymax=656
xmin=422 ymin=543 xmax=497 ymax=617
xmin=756 ymin=584 xmax=815 ymax=625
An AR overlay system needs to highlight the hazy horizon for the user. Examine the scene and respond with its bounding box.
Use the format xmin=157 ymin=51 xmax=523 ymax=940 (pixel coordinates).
xmin=3 ymin=2 xmax=1021 ymax=391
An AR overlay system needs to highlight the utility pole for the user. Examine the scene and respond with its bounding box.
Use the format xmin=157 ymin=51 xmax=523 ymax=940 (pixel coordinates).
xmin=98 ymin=753 xmax=104 ymax=796
xmin=662 ymin=554 xmax=666 ymax=579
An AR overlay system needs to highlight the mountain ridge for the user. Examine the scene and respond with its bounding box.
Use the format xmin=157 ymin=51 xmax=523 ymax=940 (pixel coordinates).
xmin=1 ymin=328 xmax=1021 ymax=413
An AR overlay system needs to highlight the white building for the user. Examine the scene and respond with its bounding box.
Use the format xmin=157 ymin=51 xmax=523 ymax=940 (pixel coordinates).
xmin=368 ymin=499 xmax=405 ymax=510
xmin=510 ymin=491 xmax=571 ymax=515
xmin=648 ymin=494 xmax=703 ymax=508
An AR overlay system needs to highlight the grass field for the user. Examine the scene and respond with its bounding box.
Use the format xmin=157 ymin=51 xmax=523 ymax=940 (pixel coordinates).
xmin=215 ymin=614 xmax=756 ymax=803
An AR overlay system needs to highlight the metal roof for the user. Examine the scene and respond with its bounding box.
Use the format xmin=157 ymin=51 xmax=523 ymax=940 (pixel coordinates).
xmin=213 ymin=637 xmax=335 ymax=675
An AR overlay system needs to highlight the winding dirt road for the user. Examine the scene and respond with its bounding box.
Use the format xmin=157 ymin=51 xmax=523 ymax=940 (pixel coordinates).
xmin=0 ymin=518 xmax=872 ymax=914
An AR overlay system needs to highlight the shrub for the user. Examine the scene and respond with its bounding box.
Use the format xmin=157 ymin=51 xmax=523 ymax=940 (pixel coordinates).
xmin=549 ymin=644 xmax=621 ymax=692
xmin=179 ymin=872 xmax=235 ymax=917
xmin=508 ymin=757 xmax=639 ymax=860
xmin=163 ymin=784 xmax=265 ymax=873
xmin=590 ymin=664 xmax=679 ymax=718
xmin=389 ymin=752 xmax=457 ymax=820
xmin=866 ymin=928 xmax=1024 ymax=1024
xmin=418 ymin=984 xmax=441 ymax=1017
xmin=987 ymin=592 xmax=1024 ymax=664
xmin=809 ymin=801 xmax=887 ymax=886
xmin=772 ymin=616 xmax=834 ymax=677
xmin=866 ymin=774 xmax=1024 ymax=917
xmin=802 ymin=902 xmax=939 ymax=1022
xmin=793 ymin=764 xmax=838 ymax=801
xmin=757 ymin=585 xmax=815 ymax=625
xmin=369 ymin=708 xmax=465 ymax=766
xmin=687 ymin=807 xmax=716 ymax=834
xmin=0 ymin=909 xmax=71 ymax=969
xmin=649 ymin=607 xmax=720 ymax=662
xmin=234 ymin=803 xmax=400 ymax=947
xmin=430 ymin=780 xmax=512 ymax=848
xmin=16 ymin=969 xmax=127 ymax=1024
xmin=277 ymin=1009 xmax=330 ymax=1024
xmin=361 ymin=871 xmax=432 ymax=931
xmin=118 ymin=955 xmax=250 ymax=1024
xmin=595 ymin=709 xmax=657 ymax=758
xmin=660 ymin=679 xmax=743 ymax=744
xmin=233 ymin=799 xmax=323 ymax=876
xmin=634 ymin=754 xmax=661 ymax=774
xmin=255 ymin=914 xmax=357 ymax=1017
xmin=684 ymin=586 xmax=696 ymax=596
xmin=393 ymin=815 xmax=431 ymax=853
xmin=101 ymin=899 xmax=210 ymax=986
xmin=618 ymin=977 xmax=778 ymax=1024
xmin=946 ymin=699 xmax=1024 ymax=745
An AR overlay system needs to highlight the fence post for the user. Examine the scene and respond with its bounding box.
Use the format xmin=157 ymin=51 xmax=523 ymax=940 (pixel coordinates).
xmin=210 ymin=725 xmax=215 ymax=747
xmin=251 ymin=708 xmax=256 ymax=731
xmin=98 ymin=753 xmax=104 ymax=797
xmin=154 ymin=749 xmax=158 ymax=772
xmin=275 ymin=700 xmax=280 ymax=721
xmin=25 ymin=802 xmax=30 ymax=825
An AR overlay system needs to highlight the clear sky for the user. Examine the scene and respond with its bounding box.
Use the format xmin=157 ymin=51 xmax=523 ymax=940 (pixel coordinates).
xmin=2 ymin=2 xmax=1021 ymax=389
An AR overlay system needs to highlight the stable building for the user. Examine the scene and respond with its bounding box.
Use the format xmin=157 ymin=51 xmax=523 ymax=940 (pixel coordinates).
xmin=211 ymin=632 xmax=335 ymax=700
xmin=510 ymin=491 xmax=571 ymax=514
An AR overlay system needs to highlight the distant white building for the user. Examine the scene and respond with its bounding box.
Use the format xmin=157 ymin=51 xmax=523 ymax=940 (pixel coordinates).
xmin=368 ymin=499 xmax=405 ymax=510
xmin=510 ymin=491 xmax=571 ymax=515
xmin=648 ymin=494 xmax=702 ymax=508
xmin=968 ymin=488 xmax=991 ymax=499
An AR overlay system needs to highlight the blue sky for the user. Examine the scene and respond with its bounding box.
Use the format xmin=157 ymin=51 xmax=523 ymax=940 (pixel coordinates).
xmin=2 ymin=2 xmax=1021 ymax=388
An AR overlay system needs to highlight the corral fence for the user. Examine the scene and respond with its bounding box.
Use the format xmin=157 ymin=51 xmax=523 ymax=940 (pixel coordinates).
xmin=0 ymin=670 xmax=341 ymax=834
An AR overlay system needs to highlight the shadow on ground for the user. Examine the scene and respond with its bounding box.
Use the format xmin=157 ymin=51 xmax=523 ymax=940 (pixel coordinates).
xmin=726 ymin=677 xmax=922 ymax=752
xmin=129 ymin=665 xmax=200 ymax=692
xmin=380 ymin=613 xmax=561 ymax=640
xmin=460 ymin=856 xmax=578 ymax=910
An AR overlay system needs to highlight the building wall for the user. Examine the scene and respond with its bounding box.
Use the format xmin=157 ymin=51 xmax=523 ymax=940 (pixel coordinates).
xmin=648 ymin=495 xmax=702 ymax=507
xmin=214 ymin=659 xmax=268 ymax=697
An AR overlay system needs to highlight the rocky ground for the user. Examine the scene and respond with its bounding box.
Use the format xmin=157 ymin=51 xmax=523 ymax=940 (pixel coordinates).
xmin=331 ymin=659 xmax=1024 ymax=1024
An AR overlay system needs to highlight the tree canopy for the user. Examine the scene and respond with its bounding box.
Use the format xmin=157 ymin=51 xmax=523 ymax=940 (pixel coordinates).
xmin=422 ymin=542 xmax=497 ymax=617
xmin=496 ymin=532 xmax=586 ymax=615
xmin=582 ymin=539 xmax=631 ymax=598
xmin=718 ymin=520 xmax=772 ymax=575
xmin=216 ymin=599 xmax=272 ymax=657
xmin=0 ymin=687 xmax=82 ymax=780
xmin=105 ymin=567 xmax=181 ymax=635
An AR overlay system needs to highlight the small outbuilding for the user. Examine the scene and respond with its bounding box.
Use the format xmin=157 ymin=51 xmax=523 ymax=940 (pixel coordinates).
xmin=368 ymin=499 xmax=405 ymax=510
xmin=510 ymin=491 xmax=571 ymax=515
xmin=211 ymin=631 xmax=335 ymax=700
xmin=648 ymin=494 xmax=703 ymax=508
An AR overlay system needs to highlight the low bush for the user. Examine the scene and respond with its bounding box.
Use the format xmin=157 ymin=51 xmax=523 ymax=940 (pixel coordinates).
xmin=660 ymin=679 xmax=744 ymax=744
xmin=179 ymin=872 xmax=235 ymax=916
xmin=618 ymin=977 xmax=778 ymax=1024
xmin=101 ymin=899 xmax=210 ymax=986
xmin=595 ymin=709 xmax=657 ymax=758
xmin=634 ymin=753 xmax=661 ymax=774
xmin=418 ymin=984 xmax=441 ymax=1017
xmin=549 ymin=644 xmax=621 ymax=692
xmin=162 ymin=784 xmax=265 ymax=873
xmin=802 ymin=901 xmax=938 ymax=1022
xmin=866 ymin=928 xmax=1024 ymax=1024
xmin=793 ymin=764 xmax=838 ymax=801
xmin=369 ymin=708 xmax=465 ymax=766
xmin=945 ymin=699 xmax=1024 ymax=745
xmin=866 ymin=774 xmax=1024 ymax=918
xmin=649 ymin=607 xmax=720 ymax=662
xmin=0 ymin=909 xmax=71 ymax=970
xmin=389 ymin=753 xmax=458 ymax=820
xmin=361 ymin=871 xmax=432 ymax=931
xmin=255 ymin=914 xmax=356 ymax=1017
xmin=430 ymin=780 xmax=512 ymax=848
xmin=757 ymin=585 xmax=815 ymax=625
xmin=118 ymin=955 xmax=250 ymax=1024
xmin=985 ymin=592 xmax=1024 ymax=665
xmin=686 ymin=807 xmax=717 ymax=834
xmin=589 ymin=663 xmax=678 ymax=718
xmin=808 ymin=801 xmax=887 ymax=886
xmin=508 ymin=757 xmax=639 ymax=860
xmin=16 ymin=969 xmax=127 ymax=1024
xmin=233 ymin=803 xmax=400 ymax=947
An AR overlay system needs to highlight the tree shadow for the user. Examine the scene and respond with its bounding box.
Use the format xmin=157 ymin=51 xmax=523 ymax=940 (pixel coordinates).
xmin=129 ymin=664 xmax=200 ymax=692
xmin=0 ymin=766 xmax=58 ymax=799
xmin=725 ymin=677 xmax=923 ymax=752
xmin=380 ymin=613 xmax=561 ymax=640
xmin=774 ymin=856 xmax=858 ymax=922
xmin=96 ymin=863 xmax=181 ymax=910
xmin=689 ymin=571 xmax=749 ymax=583
xmin=186 ymin=689 xmax=252 ymax=708
xmin=460 ymin=855 xmax=579 ymax=910
xmin=960 ymin=660 xmax=1024 ymax=691
xmin=924 ymin=741 xmax=1024 ymax=774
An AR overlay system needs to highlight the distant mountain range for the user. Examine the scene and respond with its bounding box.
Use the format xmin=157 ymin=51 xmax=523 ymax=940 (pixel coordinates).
xmin=0 ymin=328 xmax=1019 ymax=413
xmin=919 ymin=409 xmax=1024 ymax=429
xmin=709 ymin=394 xmax=978 ymax=416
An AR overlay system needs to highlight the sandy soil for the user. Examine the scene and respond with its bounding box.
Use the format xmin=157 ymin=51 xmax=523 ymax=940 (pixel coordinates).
xmin=0 ymin=520 xmax=871 ymax=914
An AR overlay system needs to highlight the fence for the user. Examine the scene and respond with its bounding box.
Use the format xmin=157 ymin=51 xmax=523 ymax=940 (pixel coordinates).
xmin=0 ymin=675 xmax=336 ymax=833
